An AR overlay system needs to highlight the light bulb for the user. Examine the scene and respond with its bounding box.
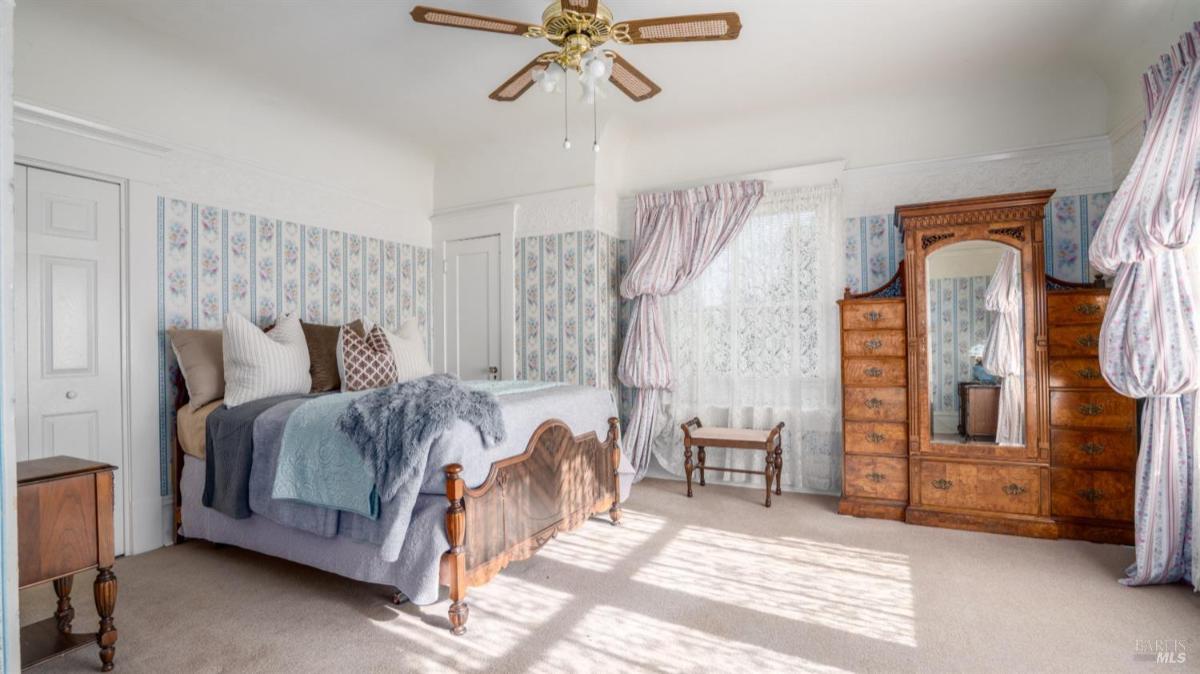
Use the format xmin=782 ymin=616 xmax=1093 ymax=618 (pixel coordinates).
xmin=588 ymin=58 xmax=607 ymax=78
xmin=593 ymin=141 xmax=600 ymax=153
xmin=563 ymin=138 xmax=571 ymax=150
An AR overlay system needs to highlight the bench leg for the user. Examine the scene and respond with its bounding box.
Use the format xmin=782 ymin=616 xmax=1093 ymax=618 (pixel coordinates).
xmin=683 ymin=446 xmax=694 ymax=497
xmin=774 ymin=445 xmax=783 ymax=496
xmin=698 ymin=447 xmax=706 ymax=486
xmin=764 ymin=449 xmax=775 ymax=508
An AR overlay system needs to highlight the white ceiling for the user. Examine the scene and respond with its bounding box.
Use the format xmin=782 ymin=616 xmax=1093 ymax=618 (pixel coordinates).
xmin=96 ymin=0 xmax=1180 ymax=160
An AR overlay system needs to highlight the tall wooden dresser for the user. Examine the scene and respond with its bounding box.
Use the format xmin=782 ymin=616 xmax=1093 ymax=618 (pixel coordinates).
xmin=1046 ymin=280 xmax=1136 ymax=543
xmin=836 ymin=191 xmax=1138 ymax=545
xmin=838 ymin=267 xmax=908 ymax=521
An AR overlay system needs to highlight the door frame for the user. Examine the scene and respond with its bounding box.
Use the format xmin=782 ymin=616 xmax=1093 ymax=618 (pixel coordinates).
xmin=14 ymin=157 xmax=133 ymax=556
xmin=431 ymin=203 xmax=516 ymax=378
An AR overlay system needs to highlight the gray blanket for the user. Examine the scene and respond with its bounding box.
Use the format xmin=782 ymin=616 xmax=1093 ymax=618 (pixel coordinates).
xmin=201 ymin=393 xmax=312 ymax=518
xmin=338 ymin=374 xmax=506 ymax=502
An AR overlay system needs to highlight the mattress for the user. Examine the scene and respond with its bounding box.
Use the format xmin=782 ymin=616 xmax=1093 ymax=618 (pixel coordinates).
xmin=176 ymin=399 xmax=223 ymax=459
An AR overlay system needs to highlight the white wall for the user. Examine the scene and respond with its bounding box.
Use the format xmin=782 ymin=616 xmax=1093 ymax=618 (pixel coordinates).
xmin=13 ymin=1 xmax=437 ymax=555
xmin=0 ymin=0 xmax=18 ymax=668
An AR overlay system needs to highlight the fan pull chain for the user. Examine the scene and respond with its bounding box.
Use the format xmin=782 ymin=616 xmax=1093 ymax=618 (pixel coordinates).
xmin=563 ymin=80 xmax=571 ymax=150
xmin=593 ymin=93 xmax=599 ymax=153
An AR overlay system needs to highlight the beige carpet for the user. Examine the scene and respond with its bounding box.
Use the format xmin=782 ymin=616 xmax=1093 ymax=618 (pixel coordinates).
xmin=20 ymin=478 xmax=1200 ymax=673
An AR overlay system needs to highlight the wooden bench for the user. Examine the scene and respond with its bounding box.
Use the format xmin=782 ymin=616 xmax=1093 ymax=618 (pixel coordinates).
xmin=680 ymin=418 xmax=785 ymax=507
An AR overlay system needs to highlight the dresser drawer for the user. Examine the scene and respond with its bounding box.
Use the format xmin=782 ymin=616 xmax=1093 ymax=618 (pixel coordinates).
xmin=1047 ymin=293 xmax=1108 ymax=325
xmin=844 ymin=387 xmax=907 ymax=423
xmin=1051 ymin=428 xmax=1137 ymax=470
xmin=842 ymin=302 xmax=905 ymax=331
xmin=1048 ymin=325 xmax=1102 ymax=357
xmin=916 ymin=460 xmax=1041 ymax=516
xmin=842 ymin=330 xmax=905 ymax=358
xmin=844 ymin=421 xmax=907 ymax=456
xmin=843 ymin=357 xmax=907 ymax=387
xmin=1050 ymin=391 xmax=1135 ymax=430
xmin=1051 ymin=468 xmax=1134 ymax=522
xmin=1048 ymin=358 xmax=1108 ymax=388
xmin=844 ymin=455 xmax=908 ymax=501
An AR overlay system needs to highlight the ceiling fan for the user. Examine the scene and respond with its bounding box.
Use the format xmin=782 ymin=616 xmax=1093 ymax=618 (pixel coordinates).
xmin=410 ymin=1 xmax=743 ymax=103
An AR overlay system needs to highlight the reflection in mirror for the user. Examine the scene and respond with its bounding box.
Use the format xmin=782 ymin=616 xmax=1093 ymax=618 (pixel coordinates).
xmin=926 ymin=241 xmax=1024 ymax=446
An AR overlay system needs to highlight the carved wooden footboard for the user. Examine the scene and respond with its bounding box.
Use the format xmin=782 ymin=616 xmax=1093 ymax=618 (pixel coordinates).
xmin=440 ymin=417 xmax=622 ymax=635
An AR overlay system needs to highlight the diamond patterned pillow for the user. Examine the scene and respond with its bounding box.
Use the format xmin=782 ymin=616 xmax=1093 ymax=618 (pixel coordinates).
xmin=341 ymin=325 xmax=398 ymax=391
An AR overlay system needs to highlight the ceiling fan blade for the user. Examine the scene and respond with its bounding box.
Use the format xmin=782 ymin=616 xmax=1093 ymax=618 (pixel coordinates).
xmin=560 ymin=0 xmax=600 ymax=15
xmin=605 ymin=52 xmax=661 ymax=102
xmin=611 ymin=12 xmax=742 ymax=45
xmin=489 ymin=53 xmax=559 ymax=102
xmin=410 ymin=5 xmax=539 ymax=37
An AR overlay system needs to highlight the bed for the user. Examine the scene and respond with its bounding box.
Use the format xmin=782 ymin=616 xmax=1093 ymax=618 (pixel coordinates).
xmin=171 ymin=374 xmax=629 ymax=635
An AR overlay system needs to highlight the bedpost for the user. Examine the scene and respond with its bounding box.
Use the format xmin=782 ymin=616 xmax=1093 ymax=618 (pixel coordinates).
xmin=607 ymin=417 xmax=623 ymax=526
xmin=443 ymin=464 xmax=469 ymax=635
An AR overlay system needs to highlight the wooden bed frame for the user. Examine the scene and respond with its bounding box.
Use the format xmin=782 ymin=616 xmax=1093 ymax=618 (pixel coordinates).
xmin=169 ymin=372 xmax=623 ymax=635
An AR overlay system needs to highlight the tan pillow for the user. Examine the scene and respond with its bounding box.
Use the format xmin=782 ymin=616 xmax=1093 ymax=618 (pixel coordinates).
xmin=382 ymin=319 xmax=433 ymax=382
xmin=168 ymin=328 xmax=224 ymax=409
xmin=301 ymin=321 xmax=363 ymax=392
xmin=341 ymin=326 xmax=398 ymax=392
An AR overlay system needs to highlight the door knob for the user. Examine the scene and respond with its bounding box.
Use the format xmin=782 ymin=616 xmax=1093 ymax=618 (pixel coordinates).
xmin=487 ymin=366 xmax=499 ymax=381
xmin=65 ymin=391 xmax=78 ymax=399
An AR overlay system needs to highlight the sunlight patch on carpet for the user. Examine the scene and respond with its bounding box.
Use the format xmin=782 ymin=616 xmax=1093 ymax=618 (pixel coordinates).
xmin=372 ymin=574 xmax=573 ymax=669
xmin=536 ymin=509 xmax=666 ymax=572
xmin=532 ymin=604 xmax=854 ymax=673
xmin=631 ymin=526 xmax=917 ymax=647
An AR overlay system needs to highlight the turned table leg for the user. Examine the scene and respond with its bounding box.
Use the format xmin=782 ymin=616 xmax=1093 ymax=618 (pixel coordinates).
xmin=683 ymin=446 xmax=694 ymax=497
xmin=53 ymin=575 xmax=75 ymax=634
xmin=763 ymin=448 xmax=775 ymax=508
xmin=774 ymin=445 xmax=783 ymax=496
xmin=94 ymin=567 xmax=118 ymax=672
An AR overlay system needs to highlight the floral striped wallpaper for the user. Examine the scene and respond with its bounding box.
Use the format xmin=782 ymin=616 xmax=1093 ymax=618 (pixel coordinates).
xmin=155 ymin=197 xmax=431 ymax=495
xmin=929 ymin=276 xmax=994 ymax=417
xmin=844 ymin=191 xmax=1114 ymax=293
xmin=514 ymin=231 xmax=626 ymax=391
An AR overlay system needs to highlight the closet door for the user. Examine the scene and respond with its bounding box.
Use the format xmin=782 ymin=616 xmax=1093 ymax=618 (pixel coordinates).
xmin=16 ymin=166 xmax=125 ymax=554
xmin=444 ymin=234 xmax=501 ymax=380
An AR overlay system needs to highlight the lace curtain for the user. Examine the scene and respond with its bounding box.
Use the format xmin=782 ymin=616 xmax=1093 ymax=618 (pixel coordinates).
xmin=649 ymin=184 xmax=843 ymax=493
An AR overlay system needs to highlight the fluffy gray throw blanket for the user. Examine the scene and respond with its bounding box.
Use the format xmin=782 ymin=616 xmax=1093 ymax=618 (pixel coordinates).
xmin=337 ymin=374 xmax=506 ymax=502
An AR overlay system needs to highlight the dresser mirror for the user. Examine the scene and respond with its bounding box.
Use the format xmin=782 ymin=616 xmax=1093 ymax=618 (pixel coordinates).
xmin=924 ymin=241 xmax=1025 ymax=446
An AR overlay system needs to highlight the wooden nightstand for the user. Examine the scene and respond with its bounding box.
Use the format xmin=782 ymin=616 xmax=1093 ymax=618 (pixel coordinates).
xmin=17 ymin=456 xmax=118 ymax=671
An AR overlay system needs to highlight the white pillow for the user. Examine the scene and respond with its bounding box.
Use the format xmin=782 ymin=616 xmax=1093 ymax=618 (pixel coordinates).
xmin=385 ymin=318 xmax=434 ymax=382
xmin=337 ymin=318 xmax=431 ymax=390
xmin=223 ymin=312 xmax=312 ymax=407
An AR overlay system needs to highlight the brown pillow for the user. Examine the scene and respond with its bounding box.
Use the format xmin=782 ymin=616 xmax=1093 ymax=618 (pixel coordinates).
xmin=341 ymin=326 xmax=398 ymax=392
xmin=168 ymin=328 xmax=225 ymax=409
xmin=301 ymin=321 xmax=357 ymax=392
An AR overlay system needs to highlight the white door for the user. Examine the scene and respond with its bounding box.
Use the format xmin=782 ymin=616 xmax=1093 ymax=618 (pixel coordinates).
xmin=14 ymin=165 xmax=125 ymax=555
xmin=445 ymin=235 xmax=500 ymax=380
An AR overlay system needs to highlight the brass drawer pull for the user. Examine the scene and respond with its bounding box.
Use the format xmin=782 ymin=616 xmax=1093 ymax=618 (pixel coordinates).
xmin=1079 ymin=403 xmax=1104 ymax=416
xmin=931 ymin=479 xmax=953 ymax=491
xmin=1078 ymin=488 xmax=1105 ymax=503
xmin=1076 ymin=334 xmax=1100 ymax=348
xmin=1080 ymin=442 xmax=1106 ymax=456
xmin=865 ymin=398 xmax=884 ymax=410
xmin=1074 ymin=303 xmax=1101 ymax=317
xmin=1076 ymin=367 xmax=1102 ymax=380
xmin=864 ymin=367 xmax=884 ymax=378
xmin=1002 ymin=483 xmax=1027 ymax=496
xmin=866 ymin=472 xmax=886 ymax=483
xmin=864 ymin=339 xmax=883 ymax=351
xmin=864 ymin=310 xmax=882 ymax=322
xmin=866 ymin=432 xmax=886 ymax=444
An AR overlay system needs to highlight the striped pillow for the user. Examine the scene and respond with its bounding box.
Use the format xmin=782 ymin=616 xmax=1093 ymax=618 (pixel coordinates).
xmin=341 ymin=326 xmax=399 ymax=391
xmin=383 ymin=319 xmax=433 ymax=382
xmin=223 ymin=312 xmax=312 ymax=407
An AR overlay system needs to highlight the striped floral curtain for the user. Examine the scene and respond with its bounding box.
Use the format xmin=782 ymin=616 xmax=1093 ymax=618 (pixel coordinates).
xmin=618 ymin=181 xmax=765 ymax=479
xmin=1089 ymin=21 xmax=1200 ymax=588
